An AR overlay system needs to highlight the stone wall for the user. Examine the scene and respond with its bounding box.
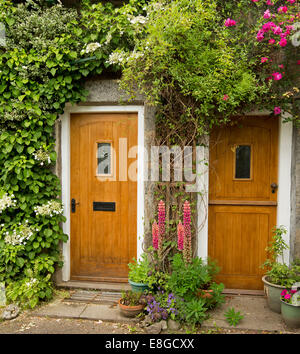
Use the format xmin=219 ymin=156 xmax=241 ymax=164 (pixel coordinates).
xmin=290 ymin=125 xmax=300 ymax=261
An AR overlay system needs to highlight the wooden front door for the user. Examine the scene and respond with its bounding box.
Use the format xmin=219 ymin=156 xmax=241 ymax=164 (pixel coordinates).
xmin=70 ymin=113 xmax=138 ymax=282
xmin=208 ymin=116 xmax=279 ymax=290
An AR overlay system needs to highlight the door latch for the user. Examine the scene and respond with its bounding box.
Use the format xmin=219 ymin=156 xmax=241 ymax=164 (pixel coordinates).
xmin=271 ymin=183 xmax=278 ymax=194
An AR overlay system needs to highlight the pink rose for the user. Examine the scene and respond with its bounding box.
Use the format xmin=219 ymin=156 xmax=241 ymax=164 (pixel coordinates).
xmin=287 ymin=0 xmax=296 ymax=4
xmin=272 ymin=72 xmax=283 ymax=80
xmin=279 ymin=37 xmax=287 ymax=47
xmin=264 ymin=10 xmax=271 ymax=19
xmin=274 ymin=107 xmax=281 ymax=115
xmin=225 ymin=18 xmax=237 ymax=27
xmin=278 ymin=6 xmax=288 ymax=13
xmin=269 ymin=38 xmax=276 ymax=44
xmin=278 ymin=64 xmax=284 ymax=69
xmin=273 ymin=26 xmax=282 ymax=35
xmin=223 ymin=94 xmax=229 ymax=101
xmin=257 ymin=30 xmax=265 ymax=41
xmin=281 ymin=290 xmax=288 ymax=296
xmin=261 ymin=57 xmax=269 ymax=63
xmin=266 ymin=0 xmax=274 ymax=5
xmin=284 ymin=294 xmax=291 ymax=300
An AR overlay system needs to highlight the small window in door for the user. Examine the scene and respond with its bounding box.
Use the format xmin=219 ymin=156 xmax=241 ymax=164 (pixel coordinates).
xmin=97 ymin=142 xmax=112 ymax=175
xmin=234 ymin=145 xmax=251 ymax=179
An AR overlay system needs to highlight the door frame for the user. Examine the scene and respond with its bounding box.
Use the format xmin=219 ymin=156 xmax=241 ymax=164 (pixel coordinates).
xmin=60 ymin=104 xmax=145 ymax=282
xmin=198 ymin=112 xmax=293 ymax=267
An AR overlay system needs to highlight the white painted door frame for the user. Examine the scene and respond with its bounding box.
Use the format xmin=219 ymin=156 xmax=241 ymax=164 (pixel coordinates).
xmin=197 ymin=115 xmax=293 ymax=265
xmin=60 ymin=104 xmax=145 ymax=281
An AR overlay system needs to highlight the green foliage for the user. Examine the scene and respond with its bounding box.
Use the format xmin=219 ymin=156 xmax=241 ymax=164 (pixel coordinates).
xmin=5 ymin=273 xmax=53 ymax=309
xmin=128 ymin=254 xmax=151 ymax=284
xmin=0 ymin=0 xmax=145 ymax=308
xmin=224 ymin=307 xmax=244 ymax=327
xmin=261 ymin=226 xmax=300 ymax=287
xmin=168 ymin=253 xmax=222 ymax=301
xmin=183 ymin=298 xmax=208 ymax=326
xmin=119 ymin=0 xmax=270 ymax=139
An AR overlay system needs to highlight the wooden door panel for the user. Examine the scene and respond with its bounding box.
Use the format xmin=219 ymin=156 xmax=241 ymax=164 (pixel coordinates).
xmin=70 ymin=113 xmax=138 ymax=282
xmin=208 ymin=205 xmax=276 ymax=290
xmin=208 ymin=116 xmax=279 ymax=290
xmin=209 ymin=117 xmax=278 ymax=203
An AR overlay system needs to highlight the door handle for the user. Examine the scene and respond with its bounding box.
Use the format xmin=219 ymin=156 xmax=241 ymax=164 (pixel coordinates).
xmin=271 ymin=183 xmax=278 ymax=194
xmin=71 ymin=198 xmax=79 ymax=213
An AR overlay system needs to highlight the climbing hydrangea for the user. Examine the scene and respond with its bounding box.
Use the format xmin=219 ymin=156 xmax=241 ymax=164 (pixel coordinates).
xmin=0 ymin=193 xmax=17 ymax=213
xmin=4 ymin=221 xmax=34 ymax=246
xmin=33 ymin=149 xmax=51 ymax=166
xmin=34 ymin=200 xmax=63 ymax=217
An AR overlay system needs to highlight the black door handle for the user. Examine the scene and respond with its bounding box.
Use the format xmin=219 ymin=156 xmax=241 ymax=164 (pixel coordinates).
xmin=71 ymin=198 xmax=79 ymax=213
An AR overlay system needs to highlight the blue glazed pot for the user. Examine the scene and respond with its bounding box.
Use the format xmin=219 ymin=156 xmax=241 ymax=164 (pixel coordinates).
xmin=128 ymin=279 xmax=149 ymax=293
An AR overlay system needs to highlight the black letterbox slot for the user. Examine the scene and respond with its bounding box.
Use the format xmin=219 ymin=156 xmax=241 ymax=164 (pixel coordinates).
xmin=93 ymin=202 xmax=116 ymax=212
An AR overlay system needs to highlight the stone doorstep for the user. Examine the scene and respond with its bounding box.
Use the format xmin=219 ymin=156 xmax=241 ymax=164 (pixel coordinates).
xmin=56 ymin=281 xmax=131 ymax=293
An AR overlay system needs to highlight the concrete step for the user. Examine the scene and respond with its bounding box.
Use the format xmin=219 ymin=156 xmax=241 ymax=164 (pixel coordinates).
xmin=56 ymin=280 xmax=131 ymax=293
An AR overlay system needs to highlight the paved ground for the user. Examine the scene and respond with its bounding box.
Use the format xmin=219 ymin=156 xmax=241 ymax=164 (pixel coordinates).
xmin=0 ymin=289 xmax=299 ymax=334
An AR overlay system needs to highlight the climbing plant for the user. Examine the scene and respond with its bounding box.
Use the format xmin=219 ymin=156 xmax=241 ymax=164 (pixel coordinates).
xmin=0 ymin=0 xmax=147 ymax=308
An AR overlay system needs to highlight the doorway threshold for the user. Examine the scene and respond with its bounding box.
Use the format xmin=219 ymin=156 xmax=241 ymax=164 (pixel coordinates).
xmin=56 ymin=280 xmax=131 ymax=292
xmin=223 ymin=289 xmax=265 ymax=296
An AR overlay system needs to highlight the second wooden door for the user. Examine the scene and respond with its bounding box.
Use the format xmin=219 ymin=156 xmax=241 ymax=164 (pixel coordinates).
xmin=208 ymin=116 xmax=279 ymax=290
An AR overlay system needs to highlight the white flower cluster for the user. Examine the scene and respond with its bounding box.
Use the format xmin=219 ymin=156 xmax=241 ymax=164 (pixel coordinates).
xmin=25 ymin=278 xmax=38 ymax=288
xmin=127 ymin=51 xmax=144 ymax=62
xmin=81 ymin=42 xmax=102 ymax=54
xmin=33 ymin=149 xmax=51 ymax=166
xmin=4 ymin=221 xmax=34 ymax=246
xmin=0 ymin=193 xmax=17 ymax=214
xmin=106 ymin=51 xmax=127 ymax=65
xmin=128 ymin=15 xmax=148 ymax=25
xmin=34 ymin=200 xmax=63 ymax=217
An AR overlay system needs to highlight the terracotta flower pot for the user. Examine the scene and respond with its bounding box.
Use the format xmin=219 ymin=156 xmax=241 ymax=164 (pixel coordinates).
xmin=196 ymin=289 xmax=214 ymax=299
xmin=118 ymin=298 xmax=145 ymax=318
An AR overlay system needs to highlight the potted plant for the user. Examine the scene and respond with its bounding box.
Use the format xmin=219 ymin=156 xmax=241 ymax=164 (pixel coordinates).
xmin=261 ymin=226 xmax=300 ymax=313
xmin=118 ymin=290 xmax=147 ymax=318
xmin=128 ymin=254 xmax=150 ymax=292
xmin=280 ymin=288 xmax=300 ymax=329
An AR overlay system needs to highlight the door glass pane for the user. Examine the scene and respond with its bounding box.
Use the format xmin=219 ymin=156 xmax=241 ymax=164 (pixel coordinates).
xmin=235 ymin=145 xmax=251 ymax=179
xmin=97 ymin=143 xmax=111 ymax=175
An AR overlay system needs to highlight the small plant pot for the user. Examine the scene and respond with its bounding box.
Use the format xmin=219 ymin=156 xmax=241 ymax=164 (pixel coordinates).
xmin=118 ymin=299 xmax=145 ymax=318
xmin=196 ymin=289 xmax=214 ymax=299
xmin=280 ymin=300 xmax=300 ymax=329
xmin=262 ymin=275 xmax=287 ymax=313
xmin=128 ymin=279 xmax=149 ymax=293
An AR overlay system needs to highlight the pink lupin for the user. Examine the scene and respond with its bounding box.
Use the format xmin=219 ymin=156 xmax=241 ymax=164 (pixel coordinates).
xmin=177 ymin=221 xmax=184 ymax=251
xmin=183 ymin=200 xmax=192 ymax=264
xmin=152 ymin=221 xmax=159 ymax=250
xmin=157 ymin=200 xmax=165 ymax=258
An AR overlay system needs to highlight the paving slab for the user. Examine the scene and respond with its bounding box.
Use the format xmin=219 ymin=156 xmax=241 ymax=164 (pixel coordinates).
xmin=79 ymin=303 xmax=136 ymax=323
xmin=32 ymin=299 xmax=136 ymax=323
xmin=202 ymin=295 xmax=300 ymax=333
xmin=32 ymin=300 xmax=87 ymax=319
